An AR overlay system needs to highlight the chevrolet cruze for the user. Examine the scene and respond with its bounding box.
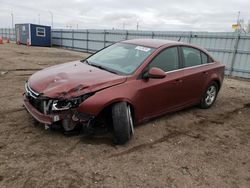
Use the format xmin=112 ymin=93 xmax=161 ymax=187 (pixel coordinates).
xmin=24 ymin=39 xmax=225 ymax=144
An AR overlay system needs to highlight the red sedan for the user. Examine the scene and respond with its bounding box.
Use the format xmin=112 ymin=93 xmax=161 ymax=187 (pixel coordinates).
xmin=24 ymin=39 xmax=225 ymax=144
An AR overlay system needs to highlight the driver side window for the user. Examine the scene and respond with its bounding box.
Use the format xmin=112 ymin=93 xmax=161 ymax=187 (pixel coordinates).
xmin=148 ymin=47 xmax=179 ymax=72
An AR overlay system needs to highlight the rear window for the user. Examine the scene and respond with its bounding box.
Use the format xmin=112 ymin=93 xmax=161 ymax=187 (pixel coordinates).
xmin=201 ymin=52 xmax=209 ymax=64
xmin=182 ymin=47 xmax=202 ymax=67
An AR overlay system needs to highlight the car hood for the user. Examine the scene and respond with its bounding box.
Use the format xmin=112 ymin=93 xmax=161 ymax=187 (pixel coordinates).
xmin=28 ymin=61 xmax=127 ymax=99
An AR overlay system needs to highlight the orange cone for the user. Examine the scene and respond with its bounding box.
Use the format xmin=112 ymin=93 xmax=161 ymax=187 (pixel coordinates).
xmin=0 ymin=36 xmax=3 ymax=44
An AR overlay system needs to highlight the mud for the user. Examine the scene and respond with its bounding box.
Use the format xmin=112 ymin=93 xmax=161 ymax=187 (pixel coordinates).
xmin=0 ymin=43 xmax=250 ymax=188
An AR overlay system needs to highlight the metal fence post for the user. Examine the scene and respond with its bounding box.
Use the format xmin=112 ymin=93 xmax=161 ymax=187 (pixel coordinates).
xmin=86 ymin=29 xmax=89 ymax=53
xmin=104 ymin=30 xmax=106 ymax=47
xmin=72 ymin=29 xmax=74 ymax=50
xmin=14 ymin=28 xmax=16 ymax=41
xmin=13 ymin=28 xmax=14 ymax=41
xmin=229 ymin=33 xmax=240 ymax=76
xmin=188 ymin=31 xmax=192 ymax=43
xmin=60 ymin=29 xmax=63 ymax=47
xmin=125 ymin=30 xmax=128 ymax=40
xmin=152 ymin=31 xmax=155 ymax=39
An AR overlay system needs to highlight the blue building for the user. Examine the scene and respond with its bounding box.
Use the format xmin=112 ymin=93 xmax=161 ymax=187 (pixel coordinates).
xmin=15 ymin=23 xmax=51 ymax=47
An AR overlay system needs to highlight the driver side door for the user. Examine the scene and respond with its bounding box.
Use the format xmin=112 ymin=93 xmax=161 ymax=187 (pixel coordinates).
xmin=136 ymin=46 xmax=185 ymax=121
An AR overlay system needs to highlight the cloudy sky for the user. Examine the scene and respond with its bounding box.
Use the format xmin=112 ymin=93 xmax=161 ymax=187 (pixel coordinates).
xmin=0 ymin=0 xmax=249 ymax=31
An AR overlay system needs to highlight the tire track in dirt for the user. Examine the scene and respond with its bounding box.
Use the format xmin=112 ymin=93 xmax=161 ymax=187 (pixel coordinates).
xmin=109 ymin=130 xmax=185 ymax=158
xmin=0 ymin=68 xmax=42 ymax=72
xmin=0 ymin=95 xmax=16 ymax=99
xmin=195 ymin=102 xmax=250 ymax=126
xmin=66 ymin=140 xmax=82 ymax=153
xmin=15 ymin=74 xmax=32 ymax=77
xmin=0 ymin=107 xmax=25 ymax=115
xmin=109 ymin=103 xmax=250 ymax=158
xmin=109 ymin=130 xmax=205 ymax=158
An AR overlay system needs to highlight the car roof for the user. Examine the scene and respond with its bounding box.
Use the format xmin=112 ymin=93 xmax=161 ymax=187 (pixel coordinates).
xmin=121 ymin=39 xmax=184 ymax=48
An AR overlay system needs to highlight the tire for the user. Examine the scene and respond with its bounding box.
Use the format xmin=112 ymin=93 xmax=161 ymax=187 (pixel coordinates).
xmin=200 ymin=82 xmax=218 ymax=109
xmin=112 ymin=102 xmax=134 ymax=145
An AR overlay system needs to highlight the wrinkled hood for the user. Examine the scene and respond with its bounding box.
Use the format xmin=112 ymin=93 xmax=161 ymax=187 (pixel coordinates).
xmin=28 ymin=61 xmax=127 ymax=99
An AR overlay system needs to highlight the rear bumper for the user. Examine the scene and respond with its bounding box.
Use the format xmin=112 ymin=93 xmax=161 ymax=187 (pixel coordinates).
xmin=23 ymin=97 xmax=64 ymax=125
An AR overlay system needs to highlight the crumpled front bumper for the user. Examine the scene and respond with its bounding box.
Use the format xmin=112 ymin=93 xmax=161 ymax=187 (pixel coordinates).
xmin=23 ymin=97 xmax=64 ymax=125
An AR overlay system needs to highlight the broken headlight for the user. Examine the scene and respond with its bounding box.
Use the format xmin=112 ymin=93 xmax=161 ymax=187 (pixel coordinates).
xmin=52 ymin=93 xmax=93 ymax=111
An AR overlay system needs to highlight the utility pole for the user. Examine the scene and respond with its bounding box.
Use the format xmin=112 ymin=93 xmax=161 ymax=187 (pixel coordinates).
xmin=136 ymin=21 xmax=139 ymax=30
xmin=236 ymin=11 xmax=245 ymax=33
xmin=237 ymin=11 xmax=240 ymax=25
xmin=237 ymin=11 xmax=241 ymax=32
xmin=48 ymin=11 xmax=53 ymax=29
xmin=11 ymin=13 xmax=14 ymax=29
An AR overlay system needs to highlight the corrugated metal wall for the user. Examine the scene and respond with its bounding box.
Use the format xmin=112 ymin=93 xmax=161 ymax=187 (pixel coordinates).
xmin=0 ymin=28 xmax=16 ymax=41
xmin=1 ymin=28 xmax=250 ymax=78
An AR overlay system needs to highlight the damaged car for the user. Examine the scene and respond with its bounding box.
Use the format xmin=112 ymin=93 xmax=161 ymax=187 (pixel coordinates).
xmin=23 ymin=39 xmax=225 ymax=144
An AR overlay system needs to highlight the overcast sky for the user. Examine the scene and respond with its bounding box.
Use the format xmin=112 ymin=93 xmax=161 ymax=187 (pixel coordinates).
xmin=0 ymin=0 xmax=250 ymax=31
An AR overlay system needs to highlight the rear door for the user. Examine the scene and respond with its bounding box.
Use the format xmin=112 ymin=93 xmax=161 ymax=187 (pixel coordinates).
xmin=180 ymin=46 xmax=211 ymax=105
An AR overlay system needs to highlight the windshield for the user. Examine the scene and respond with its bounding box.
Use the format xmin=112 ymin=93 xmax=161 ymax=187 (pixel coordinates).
xmin=86 ymin=43 xmax=155 ymax=75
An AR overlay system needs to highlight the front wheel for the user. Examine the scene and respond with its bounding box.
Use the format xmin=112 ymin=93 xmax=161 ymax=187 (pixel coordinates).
xmin=200 ymin=82 xmax=218 ymax=109
xmin=112 ymin=102 xmax=134 ymax=145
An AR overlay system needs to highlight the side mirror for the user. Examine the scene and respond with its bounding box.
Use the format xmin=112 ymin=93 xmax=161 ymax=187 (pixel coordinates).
xmin=143 ymin=67 xmax=166 ymax=79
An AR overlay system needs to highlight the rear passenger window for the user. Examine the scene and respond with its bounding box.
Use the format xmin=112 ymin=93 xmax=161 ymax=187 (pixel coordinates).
xmin=201 ymin=52 xmax=209 ymax=64
xmin=149 ymin=47 xmax=179 ymax=72
xmin=182 ymin=47 xmax=202 ymax=67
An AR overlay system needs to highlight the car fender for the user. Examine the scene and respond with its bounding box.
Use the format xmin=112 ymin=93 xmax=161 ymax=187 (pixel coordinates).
xmin=203 ymin=72 xmax=221 ymax=92
xmin=77 ymin=82 xmax=138 ymax=119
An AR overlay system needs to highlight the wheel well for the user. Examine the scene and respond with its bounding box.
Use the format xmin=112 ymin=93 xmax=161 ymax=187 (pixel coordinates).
xmin=95 ymin=101 xmax=136 ymax=127
xmin=213 ymin=80 xmax=221 ymax=91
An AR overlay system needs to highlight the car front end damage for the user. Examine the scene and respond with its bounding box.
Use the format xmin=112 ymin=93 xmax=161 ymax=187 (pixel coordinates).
xmin=23 ymin=82 xmax=94 ymax=131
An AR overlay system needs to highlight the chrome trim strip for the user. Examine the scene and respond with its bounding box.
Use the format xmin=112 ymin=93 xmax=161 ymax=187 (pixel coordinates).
xmin=165 ymin=62 xmax=215 ymax=74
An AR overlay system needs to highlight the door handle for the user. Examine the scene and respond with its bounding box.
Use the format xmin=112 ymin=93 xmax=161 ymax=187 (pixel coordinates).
xmin=174 ymin=79 xmax=183 ymax=83
xmin=203 ymin=71 xmax=209 ymax=75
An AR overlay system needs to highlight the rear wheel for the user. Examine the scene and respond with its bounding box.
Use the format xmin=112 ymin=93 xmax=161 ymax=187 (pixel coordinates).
xmin=112 ymin=102 xmax=134 ymax=145
xmin=200 ymin=82 xmax=218 ymax=109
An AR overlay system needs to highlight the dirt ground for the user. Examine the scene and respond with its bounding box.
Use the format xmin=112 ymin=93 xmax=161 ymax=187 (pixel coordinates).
xmin=0 ymin=43 xmax=250 ymax=188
